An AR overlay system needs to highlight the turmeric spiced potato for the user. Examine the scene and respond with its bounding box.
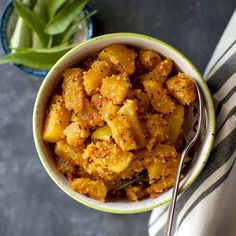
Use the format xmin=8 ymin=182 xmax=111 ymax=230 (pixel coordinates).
xmin=42 ymin=44 xmax=197 ymax=202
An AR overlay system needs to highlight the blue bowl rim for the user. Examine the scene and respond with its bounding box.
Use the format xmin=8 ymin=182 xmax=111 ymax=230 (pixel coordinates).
xmin=0 ymin=1 xmax=93 ymax=77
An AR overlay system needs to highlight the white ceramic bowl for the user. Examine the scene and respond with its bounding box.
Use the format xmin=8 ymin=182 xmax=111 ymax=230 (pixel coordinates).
xmin=33 ymin=33 xmax=215 ymax=213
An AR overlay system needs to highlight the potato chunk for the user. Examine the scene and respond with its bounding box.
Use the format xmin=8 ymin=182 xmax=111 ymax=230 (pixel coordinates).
xmin=107 ymin=116 xmax=137 ymax=151
xmin=143 ymin=80 xmax=175 ymax=114
xmin=139 ymin=49 xmax=162 ymax=70
xmin=43 ymin=95 xmax=71 ymax=142
xmin=99 ymin=99 xmax=120 ymax=122
xmin=72 ymin=99 xmax=104 ymax=128
xmin=55 ymin=140 xmax=84 ymax=167
xmin=145 ymin=114 xmax=169 ymax=150
xmin=83 ymin=60 xmax=111 ymax=95
xmin=147 ymin=146 xmax=179 ymax=198
xmin=166 ymin=72 xmax=197 ymax=105
xmin=127 ymin=89 xmax=149 ymax=112
xmin=118 ymin=100 xmax=146 ymax=148
xmin=55 ymin=156 xmax=78 ymax=181
xmin=98 ymin=44 xmax=137 ymax=74
xmin=63 ymin=120 xmax=90 ymax=147
xmin=152 ymin=144 xmax=179 ymax=159
xmin=147 ymin=175 xmax=177 ymax=198
xmin=90 ymin=93 xmax=105 ymax=110
xmin=62 ymin=68 xmax=84 ymax=112
xmin=90 ymin=94 xmax=121 ymax=122
xmin=140 ymin=58 xmax=173 ymax=84
xmin=165 ymin=104 xmax=184 ymax=144
xmin=63 ymin=67 xmax=83 ymax=79
xmin=100 ymin=73 xmax=130 ymax=104
xmin=147 ymin=144 xmax=179 ymax=196
xmin=126 ymin=186 xmax=146 ymax=201
xmin=70 ymin=178 xmax=107 ymax=202
xmin=120 ymin=149 xmax=152 ymax=179
xmin=156 ymin=58 xmax=173 ymax=80
xmin=83 ymin=141 xmax=133 ymax=174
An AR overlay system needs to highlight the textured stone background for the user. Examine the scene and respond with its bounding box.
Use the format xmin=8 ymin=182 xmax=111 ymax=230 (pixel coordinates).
xmin=0 ymin=0 xmax=235 ymax=236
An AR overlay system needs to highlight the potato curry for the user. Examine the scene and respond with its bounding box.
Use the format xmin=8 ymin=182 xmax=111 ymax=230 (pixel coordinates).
xmin=43 ymin=44 xmax=197 ymax=202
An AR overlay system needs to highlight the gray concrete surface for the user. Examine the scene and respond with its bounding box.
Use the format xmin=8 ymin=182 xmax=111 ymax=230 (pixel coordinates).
xmin=0 ymin=0 xmax=235 ymax=236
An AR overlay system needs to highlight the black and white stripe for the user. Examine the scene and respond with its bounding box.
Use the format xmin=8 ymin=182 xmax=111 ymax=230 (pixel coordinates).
xmin=177 ymin=152 xmax=236 ymax=231
xmin=205 ymin=39 xmax=236 ymax=83
xmin=207 ymin=51 xmax=236 ymax=94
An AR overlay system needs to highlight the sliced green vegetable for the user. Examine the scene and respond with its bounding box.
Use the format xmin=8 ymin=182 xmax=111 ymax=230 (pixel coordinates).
xmin=91 ymin=125 xmax=112 ymax=141
xmin=33 ymin=0 xmax=48 ymax=20
xmin=0 ymin=51 xmax=61 ymax=69
xmin=32 ymin=0 xmax=48 ymax=48
xmin=51 ymin=9 xmax=96 ymax=46
xmin=114 ymin=173 xmax=149 ymax=192
xmin=3 ymin=0 xmax=96 ymax=70
xmin=10 ymin=0 xmax=32 ymax=49
xmin=12 ymin=43 xmax=75 ymax=53
xmin=45 ymin=0 xmax=89 ymax=35
xmin=0 ymin=44 xmax=76 ymax=69
xmin=47 ymin=0 xmax=67 ymax=19
xmin=51 ymin=33 xmax=64 ymax=47
xmin=47 ymin=36 xmax=53 ymax=48
xmin=13 ymin=0 xmax=49 ymax=47
xmin=60 ymin=10 xmax=97 ymax=44
xmin=27 ymin=0 xmax=33 ymax=8
xmin=10 ymin=18 xmax=32 ymax=49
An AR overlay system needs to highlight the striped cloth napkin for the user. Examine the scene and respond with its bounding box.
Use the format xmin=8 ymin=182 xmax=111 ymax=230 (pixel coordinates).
xmin=149 ymin=9 xmax=236 ymax=236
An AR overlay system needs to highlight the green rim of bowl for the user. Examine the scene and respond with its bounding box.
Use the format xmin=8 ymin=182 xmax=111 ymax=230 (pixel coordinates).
xmin=33 ymin=32 xmax=216 ymax=214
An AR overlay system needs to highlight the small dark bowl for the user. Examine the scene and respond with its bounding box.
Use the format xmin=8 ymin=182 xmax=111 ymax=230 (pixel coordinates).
xmin=0 ymin=1 xmax=93 ymax=77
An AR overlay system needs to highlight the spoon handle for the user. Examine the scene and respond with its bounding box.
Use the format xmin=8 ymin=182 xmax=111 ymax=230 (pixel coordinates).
xmin=163 ymin=147 xmax=189 ymax=236
xmin=164 ymin=82 xmax=203 ymax=236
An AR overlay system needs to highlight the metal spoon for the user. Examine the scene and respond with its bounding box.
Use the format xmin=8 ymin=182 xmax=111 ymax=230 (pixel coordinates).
xmin=164 ymin=82 xmax=204 ymax=236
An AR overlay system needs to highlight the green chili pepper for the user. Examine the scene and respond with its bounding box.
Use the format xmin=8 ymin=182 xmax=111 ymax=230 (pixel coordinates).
xmin=0 ymin=44 xmax=77 ymax=69
xmin=60 ymin=10 xmax=97 ymax=44
xmin=45 ymin=0 xmax=89 ymax=35
xmin=91 ymin=124 xmax=112 ymax=141
xmin=12 ymin=43 xmax=75 ymax=53
xmin=13 ymin=0 xmax=49 ymax=48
